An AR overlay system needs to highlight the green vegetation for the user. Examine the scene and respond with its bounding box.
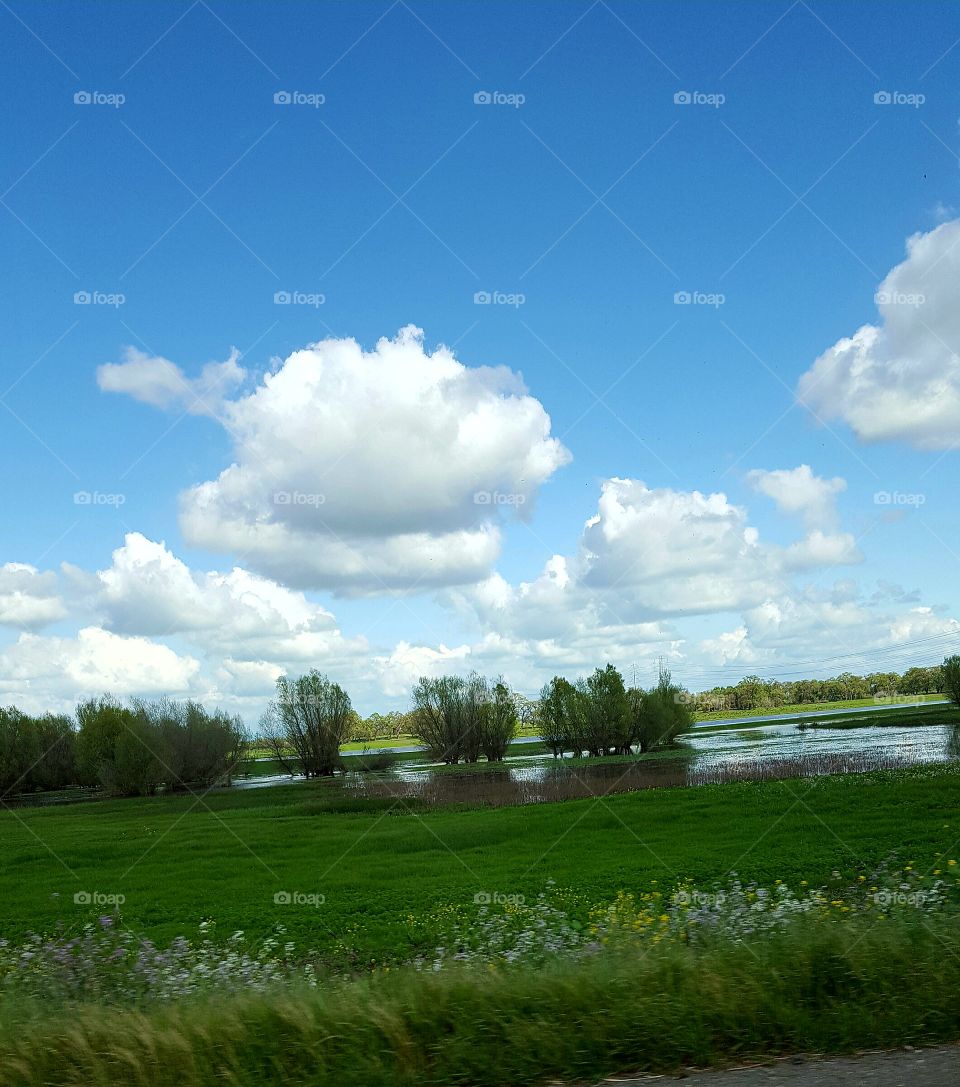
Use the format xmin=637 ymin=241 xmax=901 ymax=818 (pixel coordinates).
xmin=2 ymin=912 xmax=960 ymax=1087
xmin=259 ymin=672 xmax=353 ymax=777
xmin=539 ymin=663 xmax=691 ymax=757
xmin=410 ymin=674 xmax=518 ymax=763
xmin=4 ymin=761 xmax=960 ymax=959
xmin=693 ymin=692 xmax=943 ymax=723
xmin=0 ymin=706 xmax=75 ymax=794
xmin=1 ymin=697 xmax=245 ymax=798
xmin=690 ymin=665 xmax=946 ymax=714
xmin=796 ymin=702 xmax=959 ymax=730
xmin=943 ymin=655 xmax=960 ymax=707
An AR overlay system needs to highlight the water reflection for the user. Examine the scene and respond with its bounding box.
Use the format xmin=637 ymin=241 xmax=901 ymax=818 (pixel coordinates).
xmin=323 ymin=735 xmax=948 ymax=808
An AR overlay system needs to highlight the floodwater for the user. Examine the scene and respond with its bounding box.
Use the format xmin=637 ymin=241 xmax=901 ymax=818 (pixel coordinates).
xmin=233 ymin=718 xmax=957 ymax=808
xmin=9 ymin=716 xmax=956 ymax=809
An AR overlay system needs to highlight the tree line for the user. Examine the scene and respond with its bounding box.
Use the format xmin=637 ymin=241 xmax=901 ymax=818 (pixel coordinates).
xmin=3 ymin=656 xmax=957 ymax=796
xmin=256 ymin=664 xmax=693 ymax=773
xmin=0 ymin=697 xmax=246 ymax=797
xmin=687 ymin=664 xmax=947 ymax=713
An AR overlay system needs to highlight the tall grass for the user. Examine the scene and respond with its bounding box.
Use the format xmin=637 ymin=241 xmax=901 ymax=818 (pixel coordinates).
xmin=2 ymin=915 xmax=959 ymax=1087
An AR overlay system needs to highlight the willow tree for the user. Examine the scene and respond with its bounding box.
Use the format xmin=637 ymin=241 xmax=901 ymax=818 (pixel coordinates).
xmin=260 ymin=671 xmax=352 ymax=777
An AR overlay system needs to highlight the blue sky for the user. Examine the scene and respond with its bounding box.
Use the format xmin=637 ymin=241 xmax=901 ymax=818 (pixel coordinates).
xmin=2 ymin=0 xmax=959 ymax=717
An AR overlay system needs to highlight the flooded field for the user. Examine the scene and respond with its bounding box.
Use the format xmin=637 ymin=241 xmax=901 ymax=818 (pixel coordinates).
xmin=10 ymin=715 xmax=956 ymax=810
xmin=232 ymin=717 xmax=958 ymax=808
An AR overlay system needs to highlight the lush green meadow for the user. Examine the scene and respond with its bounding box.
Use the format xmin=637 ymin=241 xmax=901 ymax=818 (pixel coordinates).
xmin=4 ymin=762 xmax=960 ymax=964
xmin=691 ymin=700 xmax=957 ymax=734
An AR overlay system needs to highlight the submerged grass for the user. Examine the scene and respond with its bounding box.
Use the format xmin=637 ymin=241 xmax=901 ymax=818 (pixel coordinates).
xmin=2 ymin=915 xmax=960 ymax=1087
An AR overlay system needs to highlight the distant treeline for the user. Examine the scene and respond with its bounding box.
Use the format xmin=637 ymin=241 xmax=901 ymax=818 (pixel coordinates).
xmin=686 ymin=665 xmax=946 ymax=713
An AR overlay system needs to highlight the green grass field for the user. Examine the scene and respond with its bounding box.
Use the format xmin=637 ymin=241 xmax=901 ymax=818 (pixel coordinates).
xmin=691 ymin=700 xmax=956 ymax=734
xmin=4 ymin=762 xmax=960 ymax=965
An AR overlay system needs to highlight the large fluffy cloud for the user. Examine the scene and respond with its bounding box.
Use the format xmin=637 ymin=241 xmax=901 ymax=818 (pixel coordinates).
xmin=438 ymin=471 xmax=864 ymax=693
xmin=106 ymin=327 xmax=571 ymax=592
xmin=798 ymin=219 xmax=960 ymax=449
xmin=77 ymin=532 xmax=369 ymax=665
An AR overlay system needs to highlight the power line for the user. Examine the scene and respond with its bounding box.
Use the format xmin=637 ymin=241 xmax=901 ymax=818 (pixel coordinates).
xmin=676 ymin=629 xmax=960 ymax=687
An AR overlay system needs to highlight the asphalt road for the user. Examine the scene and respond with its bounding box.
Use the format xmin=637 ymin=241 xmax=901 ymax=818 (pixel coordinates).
xmin=606 ymin=1046 xmax=959 ymax=1086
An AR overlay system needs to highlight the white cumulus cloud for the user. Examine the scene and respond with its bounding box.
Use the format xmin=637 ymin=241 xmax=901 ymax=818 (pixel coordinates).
xmin=0 ymin=627 xmax=200 ymax=709
xmin=172 ymin=326 xmax=570 ymax=591
xmin=798 ymin=219 xmax=960 ymax=449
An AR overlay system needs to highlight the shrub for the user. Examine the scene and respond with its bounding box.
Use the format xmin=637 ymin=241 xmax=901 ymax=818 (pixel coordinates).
xmin=410 ymin=675 xmax=469 ymax=763
xmin=97 ymin=713 xmax=165 ymax=796
xmin=538 ymin=676 xmax=584 ymax=757
xmin=581 ymin=664 xmax=633 ymax=755
xmin=134 ymin=698 xmax=246 ymax=788
xmin=75 ymin=697 xmax=138 ymax=788
xmin=76 ymin=696 xmax=248 ymax=796
xmin=943 ymin=655 xmax=960 ymax=707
